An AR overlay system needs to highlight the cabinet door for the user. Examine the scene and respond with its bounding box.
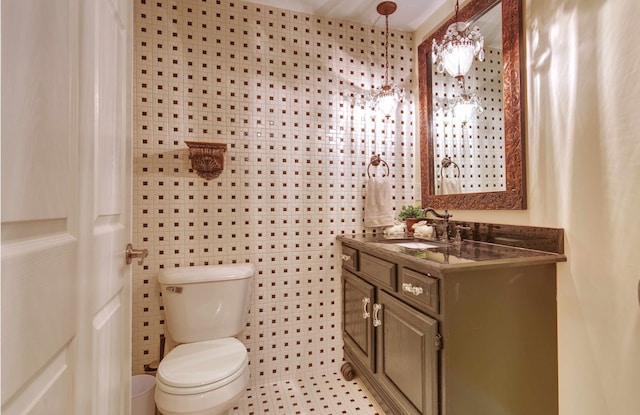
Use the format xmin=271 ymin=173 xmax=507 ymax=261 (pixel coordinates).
xmin=342 ymin=271 xmax=376 ymax=372
xmin=376 ymin=291 xmax=439 ymax=415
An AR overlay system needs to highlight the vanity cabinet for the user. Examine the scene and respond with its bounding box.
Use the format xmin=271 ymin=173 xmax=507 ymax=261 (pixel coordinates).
xmin=342 ymin=270 xmax=375 ymax=372
xmin=342 ymin=264 xmax=439 ymax=415
xmin=339 ymin=238 xmax=563 ymax=415
xmin=375 ymin=290 xmax=439 ymax=415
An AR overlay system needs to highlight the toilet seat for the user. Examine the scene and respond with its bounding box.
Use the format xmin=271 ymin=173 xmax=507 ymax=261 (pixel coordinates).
xmin=156 ymin=338 xmax=248 ymax=395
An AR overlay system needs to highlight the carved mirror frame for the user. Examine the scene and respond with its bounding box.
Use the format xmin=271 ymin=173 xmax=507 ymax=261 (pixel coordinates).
xmin=418 ymin=0 xmax=526 ymax=209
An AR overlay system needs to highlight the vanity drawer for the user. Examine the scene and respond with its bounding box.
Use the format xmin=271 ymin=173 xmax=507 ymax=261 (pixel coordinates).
xmin=399 ymin=268 xmax=439 ymax=314
xmin=360 ymin=253 xmax=396 ymax=291
xmin=341 ymin=245 xmax=359 ymax=271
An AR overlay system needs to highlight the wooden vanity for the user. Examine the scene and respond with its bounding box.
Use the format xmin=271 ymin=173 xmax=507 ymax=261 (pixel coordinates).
xmin=338 ymin=231 xmax=566 ymax=415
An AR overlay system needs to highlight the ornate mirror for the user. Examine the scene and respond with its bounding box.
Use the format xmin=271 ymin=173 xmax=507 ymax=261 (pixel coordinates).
xmin=418 ymin=0 xmax=526 ymax=209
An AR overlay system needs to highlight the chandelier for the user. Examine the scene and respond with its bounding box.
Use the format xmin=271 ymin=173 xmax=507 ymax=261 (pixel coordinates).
xmin=370 ymin=1 xmax=404 ymax=118
xmin=432 ymin=0 xmax=484 ymax=85
xmin=451 ymin=92 xmax=483 ymax=124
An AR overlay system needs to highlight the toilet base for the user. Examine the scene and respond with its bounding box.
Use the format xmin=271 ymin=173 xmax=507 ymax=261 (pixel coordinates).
xmin=155 ymin=366 xmax=249 ymax=415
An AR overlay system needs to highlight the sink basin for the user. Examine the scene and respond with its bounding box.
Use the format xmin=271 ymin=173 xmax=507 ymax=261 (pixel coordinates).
xmin=377 ymin=239 xmax=445 ymax=249
xmin=393 ymin=241 xmax=441 ymax=249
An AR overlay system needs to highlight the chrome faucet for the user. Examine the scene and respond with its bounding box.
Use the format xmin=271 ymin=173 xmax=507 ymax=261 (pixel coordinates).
xmin=422 ymin=208 xmax=452 ymax=242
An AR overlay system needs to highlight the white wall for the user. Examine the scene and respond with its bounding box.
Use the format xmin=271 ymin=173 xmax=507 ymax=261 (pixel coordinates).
xmin=416 ymin=0 xmax=640 ymax=414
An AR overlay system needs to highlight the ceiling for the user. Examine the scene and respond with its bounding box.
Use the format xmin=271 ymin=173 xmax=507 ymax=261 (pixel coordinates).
xmin=247 ymin=0 xmax=449 ymax=32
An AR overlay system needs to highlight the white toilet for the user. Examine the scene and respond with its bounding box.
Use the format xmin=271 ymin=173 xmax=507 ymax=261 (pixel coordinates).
xmin=154 ymin=264 xmax=254 ymax=415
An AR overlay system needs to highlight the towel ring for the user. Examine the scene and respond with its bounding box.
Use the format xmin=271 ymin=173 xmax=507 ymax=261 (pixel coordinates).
xmin=440 ymin=156 xmax=460 ymax=178
xmin=367 ymin=154 xmax=390 ymax=178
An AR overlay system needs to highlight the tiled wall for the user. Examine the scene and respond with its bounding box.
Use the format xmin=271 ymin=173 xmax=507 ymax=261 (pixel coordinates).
xmin=132 ymin=0 xmax=416 ymax=383
xmin=431 ymin=47 xmax=505 ymax=194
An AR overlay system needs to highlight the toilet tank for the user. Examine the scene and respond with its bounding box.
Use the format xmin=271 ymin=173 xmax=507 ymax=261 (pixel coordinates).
xmin=158 ymin=264 xmax=254 ymax=343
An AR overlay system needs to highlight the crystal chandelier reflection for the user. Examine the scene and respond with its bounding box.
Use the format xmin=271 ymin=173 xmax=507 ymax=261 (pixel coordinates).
xmin=370 ymin=1 xmax=404 ymax=118
xmin=432 ymin=0 xmax=484 ymax=86
xmin=452 ymin=92 xmax=483 ymax=124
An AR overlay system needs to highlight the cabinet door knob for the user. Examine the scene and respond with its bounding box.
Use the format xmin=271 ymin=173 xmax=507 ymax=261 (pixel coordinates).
xmin=402 ymin=282 xmax=424 ymax=296
xmin=372 ymin=303 xmax=382 ymax=327
xmin=341 ymin=254 xmax=352 ymax=261
xmin=362 ymin=297 xmax=371 ymax=319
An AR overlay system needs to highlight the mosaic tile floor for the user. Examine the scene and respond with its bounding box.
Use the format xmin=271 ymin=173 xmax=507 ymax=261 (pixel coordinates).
xmin=230 ymin=371 xmax=386 ymax=415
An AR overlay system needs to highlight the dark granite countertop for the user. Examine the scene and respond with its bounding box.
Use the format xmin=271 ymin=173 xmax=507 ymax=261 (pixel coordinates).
xmin=337 ymin=234 xmax=567 ymax=273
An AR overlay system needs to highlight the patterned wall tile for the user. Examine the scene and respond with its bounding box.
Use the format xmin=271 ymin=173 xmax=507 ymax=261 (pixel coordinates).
xmin=133 ymin=0 xmax=415 ymax=384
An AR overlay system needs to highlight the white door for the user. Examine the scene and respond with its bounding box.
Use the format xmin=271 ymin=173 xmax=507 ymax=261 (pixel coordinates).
xmin=1 ymin=0 xmax=133 ymax=414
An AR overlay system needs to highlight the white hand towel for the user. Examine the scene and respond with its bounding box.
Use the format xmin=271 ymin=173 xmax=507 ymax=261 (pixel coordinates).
xmin=440 ymin=177 xmax=461 ymax=195
xmin=364 ymin=177 xmax=394 ymax=228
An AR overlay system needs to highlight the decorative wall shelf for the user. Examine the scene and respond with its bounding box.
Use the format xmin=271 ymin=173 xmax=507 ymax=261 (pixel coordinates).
xmin=185 ymin=141 xmax=227 ymax=180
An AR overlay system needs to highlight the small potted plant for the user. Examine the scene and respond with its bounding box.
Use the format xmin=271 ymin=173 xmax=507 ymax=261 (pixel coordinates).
xmin=398 ymin=205 xmax=423 ymax=236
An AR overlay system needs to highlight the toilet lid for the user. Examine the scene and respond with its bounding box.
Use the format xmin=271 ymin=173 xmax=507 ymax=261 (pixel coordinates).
xmin=157 ymin=338 xmax=247 ymax=389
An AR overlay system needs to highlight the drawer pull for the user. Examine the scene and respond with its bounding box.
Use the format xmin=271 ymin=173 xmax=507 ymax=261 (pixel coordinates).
xmin=341 ymin=254 xmax=352 ymax=261
xmin=362 ymin=297 xmax=371 ymax=319
xmin=373 ymin=303 xmax=382 ymax=327
xmin=402 ymin=282 xmax=424 ymax=296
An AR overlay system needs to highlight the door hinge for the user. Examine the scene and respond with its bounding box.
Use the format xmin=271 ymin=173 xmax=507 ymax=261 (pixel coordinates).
xmin=435 ymin=333 xmax=443 ymax=350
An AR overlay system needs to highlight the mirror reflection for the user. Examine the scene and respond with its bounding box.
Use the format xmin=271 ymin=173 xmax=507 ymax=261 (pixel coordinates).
xmin=418 ymin=0 xmax=526 ymax=210
xmin=431 ymin=2 xmax=503 ymax=195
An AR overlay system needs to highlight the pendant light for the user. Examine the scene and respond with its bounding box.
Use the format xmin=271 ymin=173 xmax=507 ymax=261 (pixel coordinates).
xmin=370 ymin=1 xmax=404 ymax=118
xmin=451 ymin=92 xmax=483 ymax=124
xmin=432 ymin=0 xmax=484 ymax=85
